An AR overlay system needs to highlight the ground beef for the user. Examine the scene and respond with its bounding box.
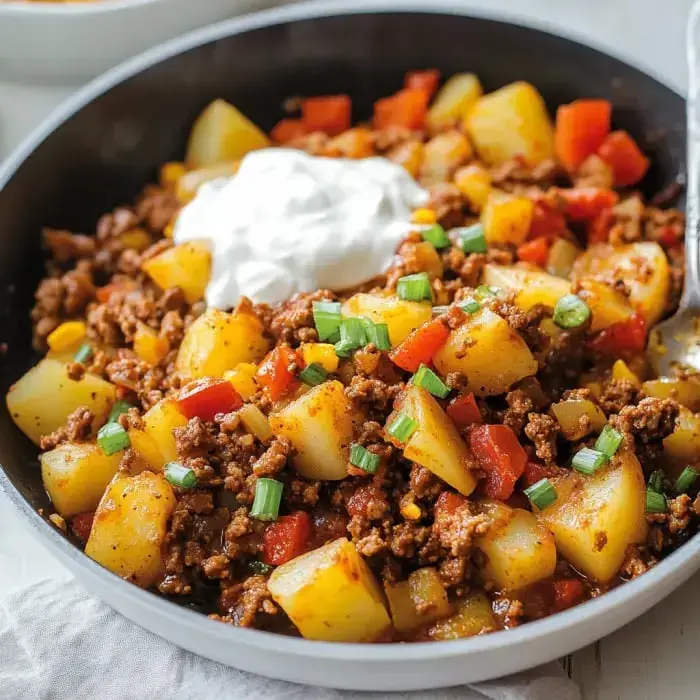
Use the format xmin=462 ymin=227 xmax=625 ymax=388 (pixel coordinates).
xmin=599 ymin=379 xmax=641 ymax=415
xmin=43 ymin=228 xmax=96 ymax=263
xmin=427 ymin=182 xmax=465 ymax=229
xmin=524 ymin=413 xmax=558 ymax=463
xmin=435 ymin=502 xmax=490 ymax=557
xmin=502 ymin=390 xmax=534 ymax=435
xmin=611 ymin=397 xmax=679 ymax=443
xmin=223 ymin=575 xmax=277 ymax=627
xmin=252 ymin=437 xmax=291 ymax=477
xmin=39 ymin=406 xmax=95 ymax=450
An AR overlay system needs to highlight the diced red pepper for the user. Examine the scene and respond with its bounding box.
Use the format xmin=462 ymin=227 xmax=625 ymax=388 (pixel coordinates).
xmin=554 ymin=99 xmax=612 ymax=171
xmin=447 ymin=392 xmax=482 ymax=428
xmin=560 ymin=188 xmax=619 ymax=221
xmin=586 ymin=207 xmax=614 ymax=244
xmin=553 ymin=578 xmax=585 ymax=611
xmin=71 ymin=511 xmax=95 ymax=543
xmin=522 ymin=461 xmax=562 ymax=488
xmin=262 ymin=511 xmax=312 ymax=566
xmin=588 ymin=312 xmax=647 ymax=357
xmin=271 ymin=118 xmax=309 ymax=143
xmin=516 ymin=237 xmax=550 ymax=267
xmin=389 ymin=318 xmax=450 ymax=373
xmin=95 ymin=281 xmax=135 ymax=304
xmin=529 ymin=199 xmax=566 ymax=239
xmin=598 ymin=130 xmax=650 ymax=187
xmin=656 ymin=225 xmax=682 ymax=249
xmin=256 ymin=346 xmax=299 ymax=401
xmin=301 ymin=95 xmax=352 ymax=136
xmin=469 ymin=425 xmax=528 ymax=501
xmin=374 ymin=88 xmax=430 ymax=130
xmin=404 ymin=69 xmax=441 ymax=99
xmin=177 ymin=378 xmax=242 ymax=421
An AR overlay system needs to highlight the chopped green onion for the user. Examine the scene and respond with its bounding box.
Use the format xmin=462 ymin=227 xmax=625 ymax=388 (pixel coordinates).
xmin=73 ymin=343 xmax=93 ymax=364
xmin=107 ymin=400 xmax=133 ymax=424
xmin=349 ymin=444 xmax=381 ymax=474
xmin=648 ymin=469 xmax=665 ymax=494
xmin=458 ymin=298 xmax=482 ymax=314
xmin=387 ymin=412 xmax=418 ymax=443
xmin=474 ymin=284 xmax=499 ymax=300
xmin=421 ymin=223 xmax=450 ymax=249
xmin=646 ymin=490 xmax=667 ymax=514
xmin=248 ymin=560 xmax=274 ymax=576
xmin=397 ymin=273 xmax=433 ymax=303
xmin=675 ymin=466 xmax=699 ymax=494
xmin=594 ymin=425 xmax=623 ymax=458
xmin=412 ymin=364 xmax=450 ymax=399
xmin=553 ymin=294 xmax=591 ymax=329
xmin=164 ymin=461 xmax=198 ymax=489
xmin=364 ymin=322 xmax=391 ymax=351
xmin=299 ymin=362 xmax=328 ymax=386
xmin=250 ymin=478 xmax=284 ymax=521
xmin=334 ymin=318 xmax=367 ymax=357
xmin=97 ymin=421 xmax=131 ymax=456
xmin=457 ymin=223 xmax=488 ymax=254
xmin=524 ymin=478 xmax=557 ymax=510
xmin=571 ymin=447 xmax=608 ymax=475
xmin=312 ymin=301 xmax=342 ymax=342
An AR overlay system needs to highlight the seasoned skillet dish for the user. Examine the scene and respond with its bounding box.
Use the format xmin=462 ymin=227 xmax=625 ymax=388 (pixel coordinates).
xmin=8 ymin=70 xmax=694 ymax=642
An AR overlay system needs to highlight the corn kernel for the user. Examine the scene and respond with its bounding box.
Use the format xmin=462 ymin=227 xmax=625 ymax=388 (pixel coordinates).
xmin=133 ymin=323 xmax=169 ymax=365
xmin=224 ymin=363 xmax=259 ymax=400
xmin=301 ymin=343 xmax=339 ymax=373
xmin=47 ymin=321 xmax=87 ymax=353
xmin=412 ymin=208 xmax=437 ymax=225
xmin=119 ymin=227 xmax=152 ymax=252
xmin=159 ymin=161 xmax=187 ymax=189
xmin=401 ymin=503 xmax=422 ymax=521
xmin=612 ymin=359 xmax=640 ymax=387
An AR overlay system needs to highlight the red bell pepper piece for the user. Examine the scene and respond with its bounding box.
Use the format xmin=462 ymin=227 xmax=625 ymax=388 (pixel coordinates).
xmin=373 ymin=88 xmax=430 ymax=130
xmin=71 ymin=511 xmax=95 ymax=543
xmin=177 ymin=378 xmax=242 ymax=421
xmin=271 ymin=118 xmax=309 ymax=143
xmin=516 ymin=237 xmax=550 ymax=267
xmin=262 ymin=511 xmax=312 ymax=566
xmin=447 ymin=392 xmax=482 ymax=428
xmin=553 ymin=578 xmax=585 ymax=611
xmin=522 ymin=461 xmax=562 ymax=488
xmin=560 ymin=187 xmax=619 ymax=221
xmin=469 ymin=425 xmax=528 ymax=501
xmin=256 ymin=346 xmax=299 ymax=401
xmin=301 ymin=95 xmax=352 ymax=136
xmin=529 ymin=200 xmax=566 ymax=239
xmin=657 ymin=225 xmax=682 ymax=249
xmin=389 ymin=318 xmax=450 ymax=373
xmin=586 ymin=207 xmax=614 ymax=244
xmin=598 ymin=130 xmax=650 ymax=187
xmin=554 ymin=99 xmax=612 ymax=171
xmin=404 ymin=69 xmax=441 ymax=99
xmin=588 ymin=312 xmax=647 ymax=357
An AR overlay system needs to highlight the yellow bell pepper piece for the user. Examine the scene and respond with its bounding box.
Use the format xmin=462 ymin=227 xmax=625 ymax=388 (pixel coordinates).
xmin=223 ymin=363 xmax=259 ymax=400
xmin=301 ymin=343 xmax=339 ymax=374
xmin=47 ymin=321 xmax=87 ymax=353
xmin=612 ymin=359 xmax=640 ymax=387
xmin=412 ymin=208 xmax=437 ymax=225
xmin=133 ymin=323 xmax=169 ymax=365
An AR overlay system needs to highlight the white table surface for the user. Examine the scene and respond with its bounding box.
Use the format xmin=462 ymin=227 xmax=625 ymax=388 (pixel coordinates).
xmin=0 ymin=1 xmax=697 ymax=698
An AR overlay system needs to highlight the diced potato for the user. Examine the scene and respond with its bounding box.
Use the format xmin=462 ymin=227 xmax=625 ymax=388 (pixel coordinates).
xmin=387 ymin=385 xmax=477 ymax=496
xmin=85 ymin=471 xmax=176 ymax=588
xmin=128 ymin=399 xmax=187 ymax=471
xmin=141 ymin=242 xmax=211 ymax=304
xmin=267 ymin=538 xmax=390 ymax=642
xmin=408 ymin=567 xmax=451 ymax=624
xmin=185 ymin=99 xmax=270 ymax=168
xmin=384 ymin=580 xmax=422 ymax=632
xmin=482 ymin=264 xmax=571 ymax=311
xmin=663 ymin=407 xmax=700 ymax=475
xmin=644 ymin=377 xmax=700 ymax=412
xmin=546 ymin=237 xmax=580 ymax=278
xmin=612 ymin=359 xmax=640 ymax=387
xmin=551 ymin=399 xmax=607 ymax=440
xmin=223 ymin=363 xmax=259 ymax=400
xmin=159 ymin=161 xmax=187 ymax=188
xmin=400 ymin=240 xmax=444 ymax=280
xmin=342 ymin=293 xmax=432 ymax=347
xmin=454 ymin=163 xmax=492 ymax=212
xmin=477 ymin=501 xmax=556 ymax=590
xmin=133 ymin=322 xmax=169 ymax=365
xmin=41 ymin=443 xmax=122 ymax=517
xmin=434 ymin=308 xmax=537 ymax=396
xmin=176 ymin=308 xmax=270 ymax=379
xmin=536 ymin=450 xmax=647 ymax=583
xmin=429 ymin=592 xmax=497 ymax=640
xmin=573 ymin=242 xmax=670 ymax=326
xmin=47 ymin=321 xmax=87 ymax=353
xmin=481 ymin=191 xmax=534 ymax=246
xmin=7 ymin=359 xmax=116 ymax=445
xmin=420 ymin=130 xmax=472 ymax=183
xmin=270 ymin=380 xmax=355 ymax=480
xmin=176 ymin=161 xmax=240 ymax=203
xmin=427 ymin=73 xmax=483 ymax=131
xmin=576 ymin=279 xmax=634 ymax=332
xmin=239 ymin=404 xmax=273 ymax=443
xmin=300 ymin=343 xmax=339 ymax=374
xmin=465 ymin=81 xmax=555 ymax=165
xmin=387 ymin=141 xmax=424 ymax=178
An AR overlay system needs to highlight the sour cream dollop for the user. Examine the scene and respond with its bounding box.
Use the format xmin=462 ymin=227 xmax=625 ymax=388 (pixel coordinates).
xmin=173 ymin=148 xmax=428 ymax=307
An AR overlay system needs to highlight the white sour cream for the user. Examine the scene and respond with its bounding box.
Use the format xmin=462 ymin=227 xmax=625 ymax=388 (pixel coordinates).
xmin=173 ymin=148 xmax=428 ymax=308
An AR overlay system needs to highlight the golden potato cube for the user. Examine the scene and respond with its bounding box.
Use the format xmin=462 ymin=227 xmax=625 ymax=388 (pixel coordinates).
xmin=429 ymin=592 xmax=497 ymax=640
xmin=612 ymin=359 xmax=641 ymax=387
xmin=663 ymin=407 xmax=700 ymax=476
xmin=455 ymin=163 xmax=492 ymax=212
xmin=128 ymin=399 xmax=187 ymax=471
xmin=408 ymin=567 xmax=451 ymax=625
xmin=384 ymin=580 xmax=422 ymax=632
xmin=576 ymin=279 xmax=634 ymax=332
xmin=546 ymin=237 xmax=581 ymax=278
xmin=420 ymin=130 xmax=472 ymax=183
xmin=267 ymin=538 xmax=390 ymax=642
xmin=551 ymin=399 xmax=607 ymax=441
xmin=223 ymin=363 xmax=259 ymax=400
xmin=387 ymin=141 xmax=424 ymax=178
xmin=427 ymin=73 xmax=483 ymax=131
xmin=399 ymin=240 xmax=444 ymax=280
xmin=481 ymin=191 xmax=534 ymax=246
xmin=176 ymin=161 xmax=241 ymax=204
xmin=300 ymin=343 xmax=340 ymax=374
xmin=482 ymin=264 xmax=571 ymax=311
xmin=141 ymin=242 xmax=211 ymax=304
xmin=133 ymin=322 xmax=169 ymax=365
xmin=645 ymin=377 xmax=700 ymax=412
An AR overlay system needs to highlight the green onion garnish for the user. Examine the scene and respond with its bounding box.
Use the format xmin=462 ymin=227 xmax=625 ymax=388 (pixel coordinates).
xmin=387 ymin=412 xmax=418 ymax=443
xmin=421 ymin=223 xmax=450 ymax=249
xmin=474 ymin=285 xmax=499 ymax=300
xmin=675 ymin=467 xmax=699 ymax=494
xmin=594 ymin=425 xmax=623 ymax=459
xmin=107 ymin=400 xmax=133 ymax=425
xmin=97 ymin=421 xmax=131 ymax=456
xmin=412 ymin=364 xmax=450 ymax=399
xmin=458 ymin=299 xmax=482 ymax=314
xmin=349 ymin=444 xmax=381 ymax=474
xmin=248 ymin=560 xmax=274 ymax=576
xmin=164 ymin=461 xmax=198 ymax=489
xmin=397 ymin=273 xmax=433 ymax=303
xmin=299 ymin=362 xmax=328 ymax=386
xmin=553 ymin=294 xmax=591 ymax=329
xmin=250 ymin=478 xmax=284 ymax=521
xmin=524 ymin=478 xmax=557 ymax=509
xmin=73 ymin=343 xmax=93 ymax=364
xmin=457 ymin=223 xmax=488 ymax=254
xmin=646 ymin=490 xmax=667 ymax=514
xmin=364 ymin=322 xmax=391 ymax=351
xmin=335 ymin=317 xmax=367 ymax=357
xmin=312 ymin=301 xmax=342 ymax=342
xmin=572 ymin=447 xmax=608 ymax=475
xmin=648 ymin=469 xmax=665 ymax=494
